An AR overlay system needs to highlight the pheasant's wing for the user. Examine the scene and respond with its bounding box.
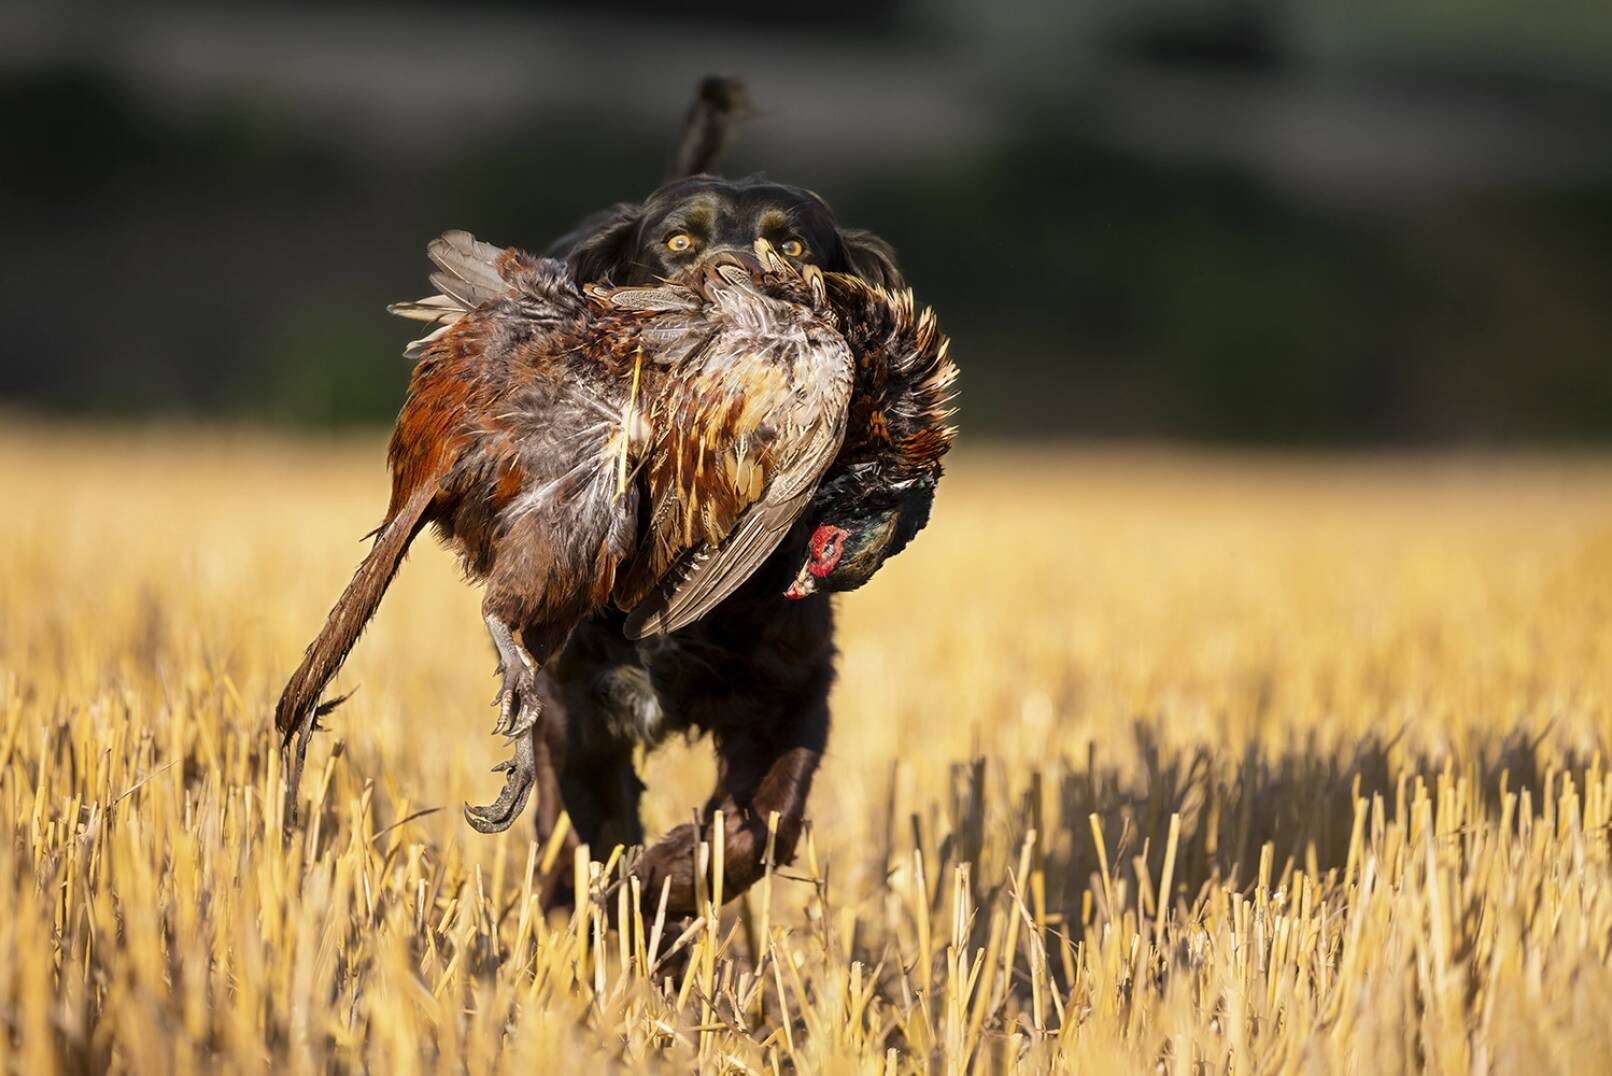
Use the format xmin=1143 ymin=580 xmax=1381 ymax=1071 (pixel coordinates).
xmin=624 ymin=327 xmax=854 ymax=638
xmin=424 ymin=230 xmax=512 ymax=310
xmin=623 ymin=436 xmax=835 ymax=638
xmin=388 ymin=230 xmax=583 ymax=359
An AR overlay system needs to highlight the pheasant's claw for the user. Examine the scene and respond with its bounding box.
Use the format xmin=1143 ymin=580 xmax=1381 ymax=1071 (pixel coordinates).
xmin=491 ymin=663 xmax=540 ymax=738
xmin=505 ymin=705 xmax=540 ymax=739
xmin=464 ymin=734 xmax=536 ymax=833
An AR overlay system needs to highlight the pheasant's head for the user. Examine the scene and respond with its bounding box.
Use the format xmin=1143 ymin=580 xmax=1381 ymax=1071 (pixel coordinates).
xmin=784 ymin=480 xmax=935 ymax=599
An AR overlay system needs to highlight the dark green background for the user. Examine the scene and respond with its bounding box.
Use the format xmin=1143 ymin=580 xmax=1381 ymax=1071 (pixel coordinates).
xmin=5 ymin=1 xmax=1611 ymax=443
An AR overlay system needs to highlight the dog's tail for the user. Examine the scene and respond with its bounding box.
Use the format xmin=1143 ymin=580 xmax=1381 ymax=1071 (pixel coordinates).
xmin=667 ymin=76 xmax=754 ymax=180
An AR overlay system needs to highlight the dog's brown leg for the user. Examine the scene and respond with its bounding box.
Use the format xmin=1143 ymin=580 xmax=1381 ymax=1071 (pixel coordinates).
xmin=632 ymin=700 xmax=828 ymax=917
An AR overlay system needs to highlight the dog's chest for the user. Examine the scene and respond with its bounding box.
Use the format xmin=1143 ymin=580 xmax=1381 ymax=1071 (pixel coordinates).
xmin=593 ymin=663 xmax=667 ymax=745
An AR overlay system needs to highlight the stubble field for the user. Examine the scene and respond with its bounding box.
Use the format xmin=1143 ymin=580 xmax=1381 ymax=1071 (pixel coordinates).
xmin=3 ymin=425 xmax=1612 ymax=1073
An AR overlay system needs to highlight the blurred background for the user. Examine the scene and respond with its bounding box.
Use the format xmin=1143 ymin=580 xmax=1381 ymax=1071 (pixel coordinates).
xmin=3 ymin=0 xmax=1611 ymax=443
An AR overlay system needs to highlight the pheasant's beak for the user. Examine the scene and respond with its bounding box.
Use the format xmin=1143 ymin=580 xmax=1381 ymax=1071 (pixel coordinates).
xmin=784 ymin=562 xmax=818 ymax=600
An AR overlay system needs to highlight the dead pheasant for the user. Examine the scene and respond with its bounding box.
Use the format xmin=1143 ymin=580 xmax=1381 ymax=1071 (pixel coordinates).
xmin=275 ymin=232 xmax=854 ymax=829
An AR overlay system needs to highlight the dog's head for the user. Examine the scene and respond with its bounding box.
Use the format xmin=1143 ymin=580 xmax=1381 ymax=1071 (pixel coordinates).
xmin=551 ymin=174 xmax=902 ymax=291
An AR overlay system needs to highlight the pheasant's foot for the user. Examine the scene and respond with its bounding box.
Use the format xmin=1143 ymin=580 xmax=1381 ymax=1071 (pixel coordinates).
xmin=491 ymin=661 xmax=542 ymax=737
xmin=485 ymin=612 xmax=541 ymax=737
xmin=464 ymin=734 xmax=536 ymax=833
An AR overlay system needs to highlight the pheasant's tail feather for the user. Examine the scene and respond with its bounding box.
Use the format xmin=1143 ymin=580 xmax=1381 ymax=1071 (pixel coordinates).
xmin=273 ymin=482 xmax=436 ymax=746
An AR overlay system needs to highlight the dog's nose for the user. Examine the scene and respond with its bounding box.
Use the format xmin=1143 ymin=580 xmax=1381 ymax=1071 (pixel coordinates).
xmin=690 ymin=244 xmax=749 ymax=270
xmin=676 ymin=244 xmax=756 ymax=285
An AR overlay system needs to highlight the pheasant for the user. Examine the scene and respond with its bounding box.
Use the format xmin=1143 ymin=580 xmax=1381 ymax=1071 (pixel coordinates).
xmin=275 ymin=233 xmax=856 ymax=829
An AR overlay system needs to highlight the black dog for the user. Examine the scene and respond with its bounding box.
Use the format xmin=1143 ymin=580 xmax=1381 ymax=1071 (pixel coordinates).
xmin=526 ymin=100 xmax=927 ymax=916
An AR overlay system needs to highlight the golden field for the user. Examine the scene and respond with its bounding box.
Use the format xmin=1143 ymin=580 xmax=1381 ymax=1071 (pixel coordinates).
xmin=4 ymin=424 xmax=1612 ymax=1073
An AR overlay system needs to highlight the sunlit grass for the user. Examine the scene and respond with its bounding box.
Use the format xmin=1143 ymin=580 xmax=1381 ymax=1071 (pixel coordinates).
xmin=3 ymin=424 xmax=1612 ymax=1072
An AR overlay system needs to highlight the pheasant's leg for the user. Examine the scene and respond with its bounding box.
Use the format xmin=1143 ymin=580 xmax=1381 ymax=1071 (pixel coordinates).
xmin=486 ymin=613 xmax=541 ymax=738
xmin=466 ymin=609 xmax=545 ymax=833
xmin=464 ymin=734 xmax=537 ymax=833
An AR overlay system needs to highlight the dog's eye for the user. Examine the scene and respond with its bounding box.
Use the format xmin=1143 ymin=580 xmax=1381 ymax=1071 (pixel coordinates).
xmin=665 ymin=232 xmax=694 ymax=253
xmin=778 ymin=238 xmax=805 ymax=258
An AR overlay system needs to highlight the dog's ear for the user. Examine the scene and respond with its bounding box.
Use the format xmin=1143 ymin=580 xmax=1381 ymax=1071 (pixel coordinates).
xmin=839 ymin=228 xmax=905 ymax=291
xmin=547 ymin=203 xmax=643 ymax=285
